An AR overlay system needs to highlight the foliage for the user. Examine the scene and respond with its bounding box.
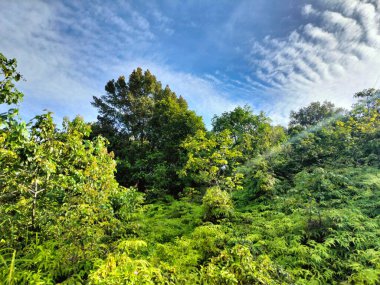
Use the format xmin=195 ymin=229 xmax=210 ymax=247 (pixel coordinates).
xmin=239 ymin=156 xmax=277 ymax=199
xmin=179 ymin=129 xmax=243 ymax=191
xmin=288 ymin=101 xmax=344 ymax=134
xmin=200 ymin=245 xmax=291 ymax=285
xmin=88 ymin=240 xmax=164 ymax=285
xmin=0 ymin=53 xmax=144 ymax=284
xmin=92 ymin=68 xmax=204 ymax=196
xmin=135 ymin=200 xmax=203 ymax=243
xmin=202 ymin=187 xmax=234 ymax=222
xmin=212 ymin=105 xmax=286 ymax=158
xmin=0 ymin=52 xmax=23 ymax=105
xmin=267 ymin=92 xmax=380 ymax=178
xmin=0 ymin=112 xmax=144 ymax=283
xmin=1 ymin=53 xmax=379 ymax=284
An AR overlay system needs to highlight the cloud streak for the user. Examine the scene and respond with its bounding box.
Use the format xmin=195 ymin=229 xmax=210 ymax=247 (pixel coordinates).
xmin=2 ymin=0 xmax=379 ymax=127
xmin=250 ymin=0 xmax=380 ymax=124
xmin=0 ymin=0 xmax=241 ymax=126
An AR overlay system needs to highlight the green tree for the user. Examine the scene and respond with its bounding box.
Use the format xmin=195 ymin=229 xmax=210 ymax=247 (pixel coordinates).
xmin=179 ymin=130 xmax=243 ymax=192
xmin=0 ymin=53 xmax=23 ymax=106
xmin=240 ymin=156 xmax=277 ymax=199
xmin=0 ymin=53 xmax=30 ymax=246
xmin=146 ymin=89 xmax=204 ymax=195
xmin=0 ymin=53 xmax=143 ymax=283
xmin=354 ymin=88 xmax=380 ymax=113
xmin=92 ymin=69 xmax=159 ymax=144
xmin=1 ymin=112 xmax=144 ymax=283
xmin=288 ymin=101 xmax=344 ymax=133
xmin=92 ymin=68 xmax=204 ymax=195
xmin=212 ymin=105 xmax=285 ymax=157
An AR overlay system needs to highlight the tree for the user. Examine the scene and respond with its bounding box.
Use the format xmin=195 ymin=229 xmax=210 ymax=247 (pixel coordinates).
xmin=354 ymin=88 xmax=380 ymax=113
xmin=92 ymin=69 xmax=159 ymax=144
xmin=0 ymin=111 xmax=146 ymax=283
xmin=0 ymin=52 xmax=23 ymax=105
xmin=0 ymin=53 xmax=147 ymax=283
xmin=92 ymin=68 xmax=204 ymax=195
xmin=288 ymin=101 xmax=344 ymax=133
xmin=212 ymin=105 xmax=286 ymax=158
xmin=350 ymin=89 xmax=380 ymax=166
xmin=179 ymin=130 xmax=243 ymax=192
xmin=145 ymin=89 xmax=204 ymax=195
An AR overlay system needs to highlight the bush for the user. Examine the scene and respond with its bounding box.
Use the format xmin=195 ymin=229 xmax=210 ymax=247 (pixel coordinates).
xmin=202 ymin=187 xmax=233 ymax=222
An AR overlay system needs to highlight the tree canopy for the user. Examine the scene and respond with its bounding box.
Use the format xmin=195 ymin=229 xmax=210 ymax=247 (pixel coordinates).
xmin=92 ymin=68 xmax=204 ymax=195
xmin=288 ymin=101 xmax=345 ymax=133
xmin=212 ymin=105 xmax=286 ymax=158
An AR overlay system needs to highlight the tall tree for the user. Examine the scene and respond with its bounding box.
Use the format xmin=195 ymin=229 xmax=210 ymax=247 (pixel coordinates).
xmin=92 ymin=69 xmax=159 ymax=143
xmin=92 ymin=68 xmax=204 ymax=195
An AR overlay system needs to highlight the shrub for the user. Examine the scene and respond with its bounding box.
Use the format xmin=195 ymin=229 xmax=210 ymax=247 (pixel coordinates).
xmin=202 ymin=187 xmax=233 ymax=222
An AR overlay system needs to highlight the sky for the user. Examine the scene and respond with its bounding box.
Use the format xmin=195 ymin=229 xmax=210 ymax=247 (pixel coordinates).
xmin=1 ymin=0 xmax=380 ymax=127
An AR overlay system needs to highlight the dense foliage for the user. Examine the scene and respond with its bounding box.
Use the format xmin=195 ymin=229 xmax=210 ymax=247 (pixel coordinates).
xmin=91 ymin=69 xmax=204 ymax=196
xmin=1 ymin=53 xmax=379 ymax=284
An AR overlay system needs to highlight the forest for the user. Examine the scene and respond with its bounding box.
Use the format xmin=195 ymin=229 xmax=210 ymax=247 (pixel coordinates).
xmin=0 ymin=52 xmax=379 ymax=284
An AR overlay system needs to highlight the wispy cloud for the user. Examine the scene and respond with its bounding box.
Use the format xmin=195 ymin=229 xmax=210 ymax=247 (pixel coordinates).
xmin=3 ymin=0 xmax=378 ymax=127
xmin=0 ymin=0 xmax=242 ymax=126
xmin=250 ymin=0 xmax=380 ymax=124
xmin=0 ymin=1 xmax=100 ymax=120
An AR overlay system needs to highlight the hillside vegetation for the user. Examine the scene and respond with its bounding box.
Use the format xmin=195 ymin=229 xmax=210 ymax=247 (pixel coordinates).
xmin=1 ymin=53 xmax=379 ymax=284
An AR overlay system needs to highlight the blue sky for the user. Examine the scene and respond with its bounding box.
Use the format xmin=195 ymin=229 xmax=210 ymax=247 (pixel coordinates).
xmin=1 ymin=0 xmax=380 ymax=127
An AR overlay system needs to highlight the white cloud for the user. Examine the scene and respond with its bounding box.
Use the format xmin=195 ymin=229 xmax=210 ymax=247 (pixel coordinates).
xmin=0 ymin=1 xmax=97 ymax=120
xmin=0 ymin=0 xmax=241 ymax=127
xmin=302 ymin=4 xmax=317 ymax=16
xmin=5 ymin=0 xmax=378 ymax=128
xmin=250 ymin=0 xmax=380 ymax=125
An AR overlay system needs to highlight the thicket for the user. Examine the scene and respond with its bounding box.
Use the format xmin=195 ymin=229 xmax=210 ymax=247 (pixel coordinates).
xmin=1 ymin=53 xmax=379 ymax=284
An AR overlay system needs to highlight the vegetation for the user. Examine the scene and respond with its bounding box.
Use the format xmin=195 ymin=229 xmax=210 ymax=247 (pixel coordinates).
xmin=1 ymin=52 xmax=379 ymax=284
xmin=91 ymin=69 xmax=204 ymax=196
